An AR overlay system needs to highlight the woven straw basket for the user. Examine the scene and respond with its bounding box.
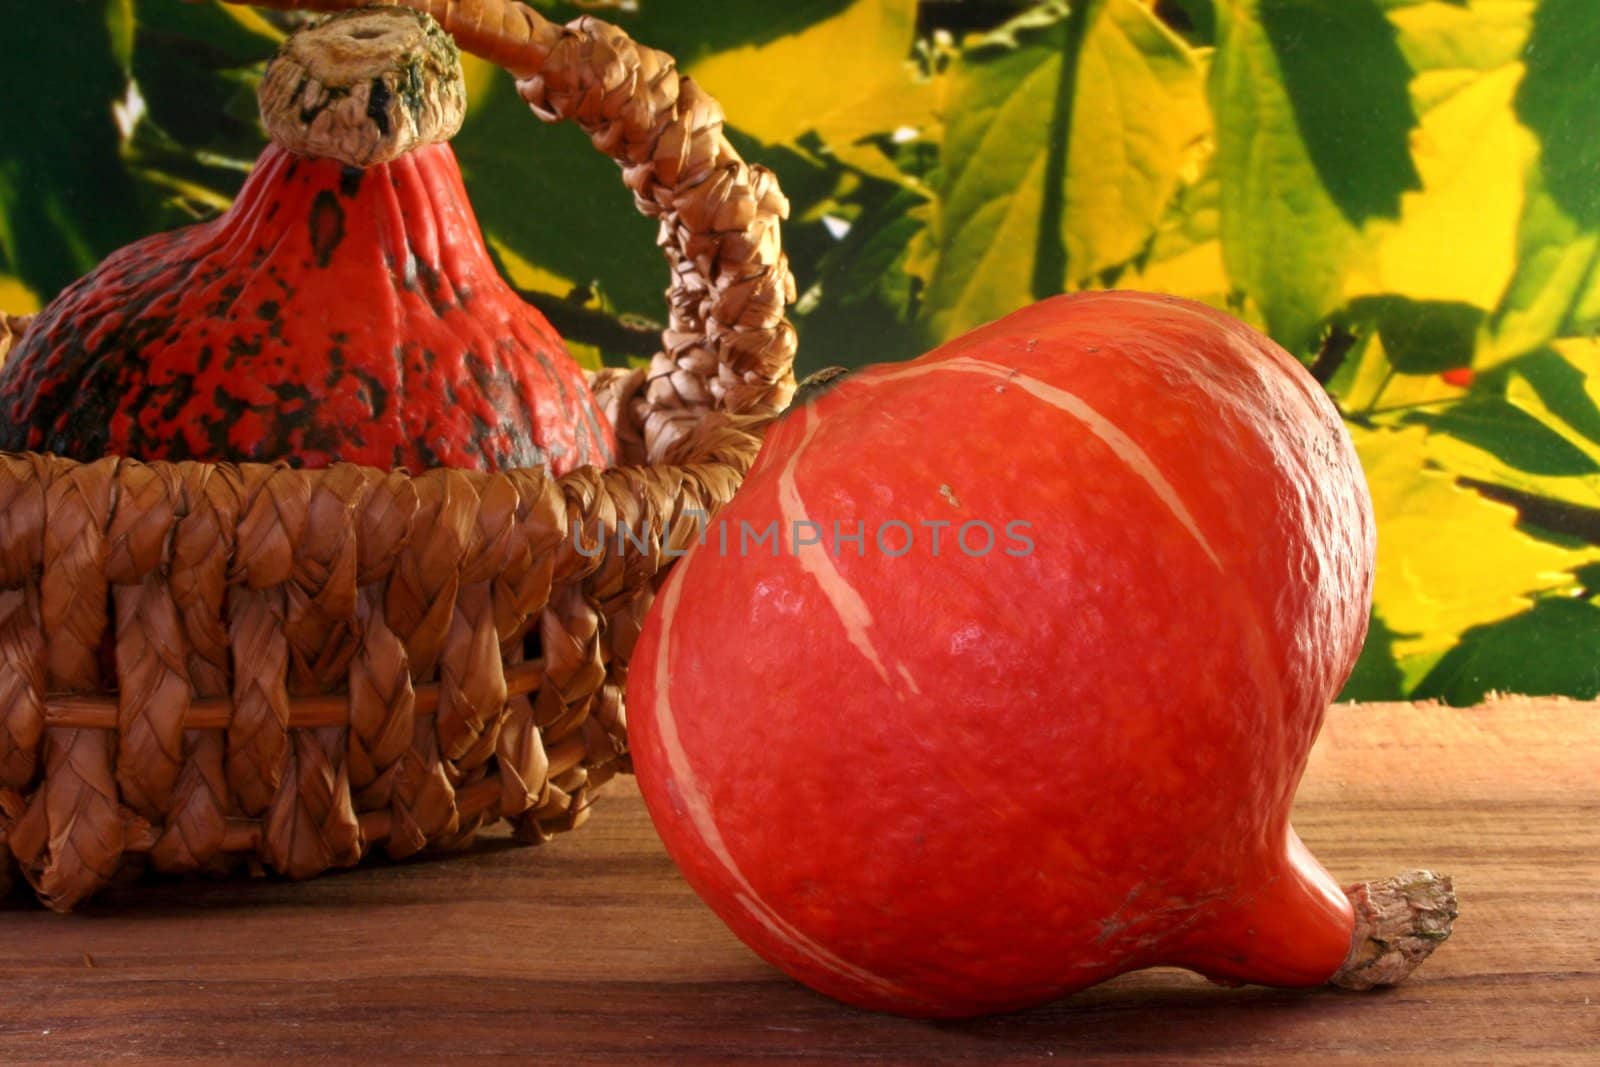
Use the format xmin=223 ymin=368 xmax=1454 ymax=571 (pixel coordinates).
xmin=0 ymin=0 xmax=796 ymax=911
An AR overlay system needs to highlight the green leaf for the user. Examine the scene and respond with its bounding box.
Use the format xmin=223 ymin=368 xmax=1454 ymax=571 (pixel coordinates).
xmin=1352 ymin=3 xmax=1532 ymax=312
xmin=1412 ymin=597 xmax=1600 ymax=705
xmin=1110 ymin=160 xmax=1232 ymax=306
xmin=685 ymin=0 xmax=922 ymax=154
xmin=542 ymin=0 xmax=858 ymax=68
xmin=1350 ymin=423 xmax=1594 ymax=659
xmin=1059 ymin=1 xmax=1208 ymax=283
xmin=1331 ymin=331 xmax=1465 ymax=417
xmin=122 ymin=3 xmax=285 ymax=231
xmin=1337 ymin=609 xmax=1407 ymax=702
xmin=916 ymin=27 xmax=1062 ymax=340
xmin=109 ymin=0 xmax=136 ymax=74
xmin=1515 ymin=342 xmax=1600 ymax=454
xmin=1514 ymin=0 xmax=1600 ymax=231
xmin=1257 ymin=0 xmax=1420 ymax=225
xmin=1418 ymin=397 xmax=1600 ymax=479
xmin=452 ymin=75 xmax=666 ymax=321
xmin=1166 ymin=0 xmax=1217 ymax=45
xmin=1344 ymin=295 xmax=1483 ymax=373
xmin=0 ymin=0 xmax=145 ymax=300
xmin=1479 ymin=0 xmax=1600 ymax=362
xmin=917 ymin=0 xmax=1208 ymax=340
xmin=796 ymin=185 xmax=934 ymax=374
xmin=132 ymin=1 xmax=279 ymax=160
xmin=1485 ymin=165 xmax=1600 ymax=363
xmin=1417 ymin=343 xmax=1600 ymax=515
xmin=1211 ymin=1 xmax=1356 ymax=354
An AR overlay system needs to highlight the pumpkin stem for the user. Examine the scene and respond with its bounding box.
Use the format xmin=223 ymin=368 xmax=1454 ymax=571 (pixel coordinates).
xmin=1329 ymin=869 xmax=1458 ymax=990
xmin=258 ymin=6 xmax=466 ymax=168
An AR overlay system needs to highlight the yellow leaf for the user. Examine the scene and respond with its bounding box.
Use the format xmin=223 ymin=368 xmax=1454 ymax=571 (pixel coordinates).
xmin=1504 ymin=344 xmax=1600 ymax=468
xmin=488 ymin=238 xmax=603 ymax=371
xmin=809 ymin=71 xmax=943 ymax=187
xmin=461 ymin=55 xmax=500 ymax=113
xmin=1417 ymin=337 xmax=1600 ymax=514
xmin=1352 ymin=424 xmax=1593 ymax=659
xmin=1112 ymin=157 xmax=1231 ymax=303
xmin=687 ymin=0 xmax=923 ymax=150
xmin=1339 ymin=333 xmax=1465 ymax=415
xmin=1064 ymin=0 xmax=1208 ymax=281
xmin=1344 ymin=63 xmax=1533 ymax=310
xmin=490 ymin=237 xmax=575 ymax=295
xmin=129 ymin=167 xmax=236 ymax=215
xmin=1425 ymin=432 xmax=1600 ymax=515
xmin=1389 ymin=1 xmax=1534 ymax=88
xmin=916 ymin=0 xmax=1208 ymax=340
xmin=216 ymin=4 xmax=286 ymax=44
xmin=1116 ymin=237 xmax=1228 ymax=301
xmin=1550 ymin=334 xmax=1600 ymax=376
xmin=0 ymin=275 xmax=40 ymax=316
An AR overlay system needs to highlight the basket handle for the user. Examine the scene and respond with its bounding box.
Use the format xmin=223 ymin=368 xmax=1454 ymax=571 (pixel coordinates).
xmin=224 ymin=0 xmax=799 ymax=466
xmin=0 ymin=313 xmax=29 ymax=370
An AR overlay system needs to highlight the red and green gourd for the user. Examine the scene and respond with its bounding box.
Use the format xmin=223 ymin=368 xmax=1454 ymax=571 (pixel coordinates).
xmin=0 ymin=8 xmax=613 ymax=474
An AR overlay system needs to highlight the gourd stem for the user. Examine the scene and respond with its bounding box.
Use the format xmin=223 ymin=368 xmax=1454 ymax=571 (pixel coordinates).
xmin=258 ymin=7 xmax=466 ymax=168
xmin=1329 ymin=869 xmax=1458 ymax=990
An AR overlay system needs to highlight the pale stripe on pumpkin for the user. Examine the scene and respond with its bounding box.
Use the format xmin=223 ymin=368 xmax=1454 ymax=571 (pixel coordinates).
xmin=874 ymin=357 xmax=1223 ymax=569
xmin=775 ymin=405 xmax=922 ymax=699
xmin=649 ymin=570 xmax=913 ymax=1001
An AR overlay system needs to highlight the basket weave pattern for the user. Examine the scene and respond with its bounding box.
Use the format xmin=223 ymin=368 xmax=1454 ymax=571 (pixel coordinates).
xmin=0 ymin=0 xmax=795 ymax=911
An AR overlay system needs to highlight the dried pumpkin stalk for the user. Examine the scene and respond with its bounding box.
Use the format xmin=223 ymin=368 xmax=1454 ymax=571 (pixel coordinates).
xmin=1331 ymin=870 xmax=1458 ymax=990
xmin=259 ymin=7 xmax=468 ymax=167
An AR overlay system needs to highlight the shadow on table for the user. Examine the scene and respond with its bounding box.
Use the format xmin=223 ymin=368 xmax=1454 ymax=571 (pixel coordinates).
xmin=0 ymin=827 xmax=548 ymax=917
xmin=930 ymin=974 xmax=1372 ymax=1057
xmin=572 ymin=969 xmax=1402 ymax=1062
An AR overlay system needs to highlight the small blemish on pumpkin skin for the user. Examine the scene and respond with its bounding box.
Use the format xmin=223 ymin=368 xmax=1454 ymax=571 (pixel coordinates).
xmin=308 ymin=190 xmax=346 ymax=268
xmin=339 ymin=165 xmax=365 ymax=199
xmin=939 ymin=484 xmax=961 ymax=508
xmin=205 ymin=282 xmax=245 ymax=318
xmin=222 ymin=335 xmax=263 ymax=372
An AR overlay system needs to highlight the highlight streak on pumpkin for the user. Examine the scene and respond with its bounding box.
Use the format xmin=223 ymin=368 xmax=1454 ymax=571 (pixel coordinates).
xmin=875 ymin=358 xmax=1223 ymax=570
xmin=775 ymin=406 xmax=922 ymax=698
xmin=649 ymin=571 xmax=914 ymax=1001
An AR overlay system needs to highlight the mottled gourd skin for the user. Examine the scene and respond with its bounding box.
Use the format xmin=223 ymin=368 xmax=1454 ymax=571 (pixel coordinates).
xmin=628 ymin=292 xmax=1377 ymax=1018
xmin=0 ymin=141 xmax=614 ymax=474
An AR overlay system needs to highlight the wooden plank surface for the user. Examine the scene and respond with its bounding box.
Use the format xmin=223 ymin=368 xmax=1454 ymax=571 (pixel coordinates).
xmin=1 ymin=699 xmax=1596 ymax=1064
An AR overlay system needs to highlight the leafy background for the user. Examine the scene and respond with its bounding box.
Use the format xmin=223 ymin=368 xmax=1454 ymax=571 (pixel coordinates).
xmin=1 ymin=0 xmax=1597 ymax=705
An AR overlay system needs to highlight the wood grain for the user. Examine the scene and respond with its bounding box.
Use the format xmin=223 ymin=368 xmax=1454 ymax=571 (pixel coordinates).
xmin=1 ymin=699 xmax=1595 ymax=1064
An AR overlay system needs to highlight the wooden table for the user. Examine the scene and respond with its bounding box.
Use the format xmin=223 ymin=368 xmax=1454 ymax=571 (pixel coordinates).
xmin=1 ymin=700 xmax=1595 ymax=1063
